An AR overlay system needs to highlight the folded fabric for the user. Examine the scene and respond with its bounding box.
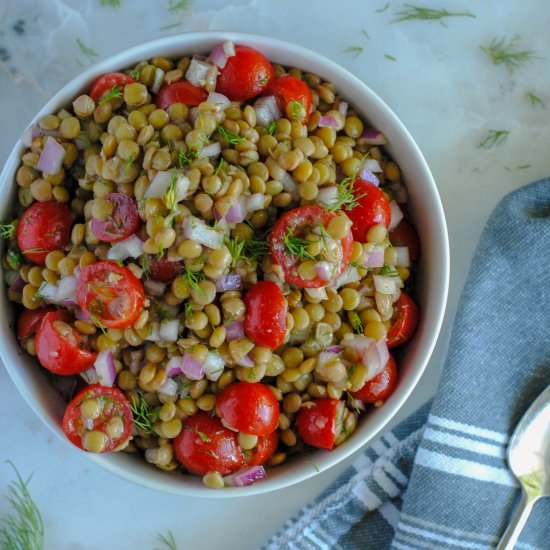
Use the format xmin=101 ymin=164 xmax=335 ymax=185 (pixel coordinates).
xmin=264 ymin=178 xmax=550 ymax=550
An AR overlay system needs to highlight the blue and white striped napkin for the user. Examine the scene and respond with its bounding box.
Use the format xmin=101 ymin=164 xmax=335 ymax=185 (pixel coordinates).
xmin=265 ymin=178 xmax=550 ymax=550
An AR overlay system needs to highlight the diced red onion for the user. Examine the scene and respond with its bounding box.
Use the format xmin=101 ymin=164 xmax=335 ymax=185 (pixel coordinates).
xmin=358 ymin=165 xmax=380 ymax=186
xmin=107 ymin=235 xmax=144 ymax=261
xmin=207 ymin=92 xmax=231 ymax=109
xmin=222 ymin=40 xmax=236 ymax=57
xmin=159 ymin=377 xmax=179 ymax=396
xmin=37 ymin=136 xmax=66 ymax=175
xmin=318 ymin=115 xmax=339 ymax=129
xmin=209 ymin=42 xmax=233 ymax=69
xmin=145 ymin=171 xmax=171 ymax=199
xmin=203 ymin=352 xmax=225 ymax=381
xmin=159 ymin=319 xmax=180 ymax=342
xmin=338 ymin=101 xmax=349 ymax=118
xmin=215 ymin=274 xmax=242 ymax=292
xmin=183 ymin=216 xmax=224 ymax=249
xmin=236 ymin=354 xmax=254 ymax=368
xmin=394 ymin=247 xmax=410 ymax=267
xmin=253 ymin=95 xmax=282 ymax=127
xmin=146 ymin=322 xmax=161 ymax=342
xmin=315 ymin=261 xmax=332 ymax=281
xmin=80 ymin=367 xmax=99 ymax=384
xmin=279 ymin=171 xmax=298 ymax=198
xmin=181 ymin=353 xmax=204 ymax=380
xmin=198 ymin=142 xmax=222 ymax=158
xmin=75 ymin=308 xmax=92 ymax=322
xmin=329 ymin=266 xmax=361 ymax=289
xmin=327 ymin=345 xmax=342 ymax=354
xmin=342 ymin=335 xmax=376 ymax=362
xmin=364 ymin=159 xmax=382 ymax=173
xmin=165 ymin=356 xmax=184 ymax=377
xmin=224 ymin=465 xmax=266 ymax=487
xmin=373 ymin=275 xmax=399 ymax=294
xmin=363 ymin=339 xmax=390 ymax=381
xmin=305 ymin=287 xmax=328 ymax=301
xmin=94 ymin=350 xmax=117 ymax=387
xmin=151 ymin=67 xmax=165 ymax=94
xmin=388 ymin=201 xmax=404 ymax=231
xmin=245 ymin=193 xmax=265 ymax=212
xmin=9 ymin=275 xmax=26 ymax=293
xmin=360 ymin=129 xmax=387 ymax=145
xmin=185 ymin=59 xmax=217 ymax=89
xmin=225 ymin=201 xmax=246 ymax=224
xmin=316 ymin=186 xmax=339 ymax=207
xmin=57 ymin=275 xmax=77 ymax=301
xmin=225 ymin=321 xmax=245 ymax=341
xmin=354 ymin=398 xmax=366 ymax=411
xmin=21 ymin=126 xmax=35 ymax=147
xmin=143 ymin=279 xmax=166 ymax=297
xmin=362 ymin=249 xmax=385 ymax=268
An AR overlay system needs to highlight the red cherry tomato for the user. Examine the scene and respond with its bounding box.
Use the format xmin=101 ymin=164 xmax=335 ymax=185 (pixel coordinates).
xmin=156 ymin=80 xmax=208 ymax=109
xmin=89 ymin=72 xmax=136 ymax=102
xmin=16 ymin=306 xmax=55 ymax=342
xmin=90 ymin=192 xmax=140 ymax=243
xmin=77 ymin=261 xmax=145 ymax=329
xmin=351 ymin=355 xmax=397 ymax=403
xmin=216 ymin=382 xmax=280 ymax=436
xmin=269 ymin=206 xmax=353 ymax=288
xmin=149 ymin=257 xmax=183 ymax=283
xmin=389 ymin=219 xmax=420 ymax=261
xmin=387 ymin=292 xmax=419 ymax=348
xmin=346 ymin=179 xmax=391 ymax=243
xmin=296 ymin=398 xmax=340 ymax=450
xmin=16 ymin=201 xmax=72 ymax=265
xmin=243 ymin=281 xmax=287 ymax=349
xmin=216 ymin=45 xmax=274 ymax=101
xmin=62 ymin=384 xmax=133 ymax=452
xmin=173 ymin=412 xmax=245 ymax=476
xmin=35 ymin=310 xmax=97 ymax=375
xmin=246 ymin=431 xmax=279 ymax=466
xmin=265 ymin=75 xmax=313 ymax=123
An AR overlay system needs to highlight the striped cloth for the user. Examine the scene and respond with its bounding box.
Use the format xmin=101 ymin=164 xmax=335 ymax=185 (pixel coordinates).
xmin=265 ymin=179 xmax=550 ymax=550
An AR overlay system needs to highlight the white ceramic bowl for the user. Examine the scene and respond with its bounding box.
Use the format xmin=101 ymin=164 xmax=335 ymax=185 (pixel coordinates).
xmin=0 ymin=31 xmax=449 ymax=497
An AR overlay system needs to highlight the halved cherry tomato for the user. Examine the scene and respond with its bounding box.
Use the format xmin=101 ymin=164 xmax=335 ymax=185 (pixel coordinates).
xmin=216 ymin=382 xmax=280 ymax=436
xmin=89 ymin=72 xmax=136 ymax=102
xmin=16 ymin=306 xmax=55 ymax=342
xmin=296 ymin=398 xmax=341 ymax=450
xmin=243 ymin=281 xmax=287 ymax=349
xmin=149 ymin=257 xmax=183 ymax=283
xmin=156 ymin=80 xmax=208 ymax=109
xmin=346 ymin=179 xmax=391 ymax=243
xmin=62 ymin=384 xmax=133 ymax=452
xmin=246 ymin=431 xmax=279 ymax=466
xmin=216 ymin=45 xmax=274 ymax=101
xmin=77 ymin=261 xmax=145 ymax=329
xmin=387 ymin=291 xmax=419 ymax=348
xmin=269 ymin=205 xmax=353 ymax=288
xmin=265 ymin=75 xmax=313 ymax=123
xmin=35 ymin=310 xmax=97 ymax=375
xmin=173 ymin=411 xmax=245 ymax=476
xmin=90 ymin=192 xmax=140 ymax=243
xmin=16 ymin=201 xmax=72 ymax=265
xmin=351 ymin=354 xmax=397 ymax=403
xmin=389 ymin=219 xmax=420 ymax=261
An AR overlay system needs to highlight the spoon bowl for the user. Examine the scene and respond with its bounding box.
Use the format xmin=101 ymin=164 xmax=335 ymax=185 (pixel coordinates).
xmin=497 ymin=383 xmax=550 ymax=549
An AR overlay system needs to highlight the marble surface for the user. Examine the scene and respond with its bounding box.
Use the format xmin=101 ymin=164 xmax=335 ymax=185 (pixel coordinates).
xmin=0 ymin=1 xmax=549 ymax=548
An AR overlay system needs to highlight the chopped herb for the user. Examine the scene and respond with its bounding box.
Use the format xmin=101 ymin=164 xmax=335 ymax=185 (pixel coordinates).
xmin=384 ymin=54 xmax=397 ymax=61
xmin=7 ymin=249 xmax=22 ymax=270
xmin=89 ymin=314 xmax=107 ymax=336
xmin=167 ymin=0 xmax=192 ymax=13
xmin=225 ymin=236 xmax=269 ymax=265
xmin=376 ymin=2 xmax=389 ymax=12
xmin=156 ymin=530 xmax=178 ymax=550
xmin=217 ymin=126 xmax=245 ymax=145
xmin=129 ymin=394 xmax=157 ymax=434
xmin=0 ymin=462 xmax=44 ymax=550
xmin=214 ymin=158 xmax=225 ymax=176
xmin=176 ymin=148 xmax=198 ymax=167
xmin=283 ymin=231 xmax=315 ymax=260
xmin=517 ymin=164 xmax=531 ymax=170
xmin=346 ymin=363 xmax=358 ymax=384
xmin=100 ymin=0 xmax=121 ymax=6
xmin=160 ymin=21 xmax=184 ymax=31
xmin=361 ymin=29 xmax=370 ymax=39
xmin=344 ymin=46 xmax=364 ymax=58
xmin=182 ymin=268 xmax=204 ymax=291
xmin=266 ymin=121 xmax=277 ymax=135
xmin=287 ymin=100 xmax=306 ymax=122
xmin=123 ymin=153 xmax=136 ymax=174
xmin=394 ymin=5 xmax=475 ymax=25
xmin=349 ymin=311 xmax=364 ymax=334
xmin=184 ymin=426 xmax=211 ymax=442
xmin=349 ymin=260 xmax=365 ymax=271
xmin=378 ymin=264 xmax=400 ymax=276
xmin=76 ymin=38 xmax=98 ymax=61
xmin=225 ymin=237 xmax=245 ymax=267
xmin=139 ymin=256 xmax=151 ymax=278
xmin=0 ymin=222 xmax=16 ymax=239
xmin=127 ymin=67 xmax=141 ymax=80
xmin=478 ymin=129 xmax=510 ymax=149
xmin=305 ymin=460 xmax=320 ymax=473
xmin=99 ymin=84 xmax=122 ymax=105
xmin=164 ymin=171 xmax=179 ymax=211
xmin=346 ymin=391 xmax=362 ymax=414
xmin=480 ymin=35 xmax=541 ymax=74
xmin=526 ymin=92 xmax=544 ymax=108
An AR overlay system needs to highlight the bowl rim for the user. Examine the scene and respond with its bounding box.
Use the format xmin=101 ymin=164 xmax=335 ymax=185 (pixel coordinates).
xmin=0 ymin=30 xmax=449 ymax=497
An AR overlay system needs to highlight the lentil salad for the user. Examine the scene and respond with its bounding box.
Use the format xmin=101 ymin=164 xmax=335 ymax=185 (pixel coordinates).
xmin=3 ymin=40 xmax=420 ymax=489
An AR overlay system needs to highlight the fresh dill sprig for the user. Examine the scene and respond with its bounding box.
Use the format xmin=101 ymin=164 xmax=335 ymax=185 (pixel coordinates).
xmin=100 ymin=0 xmax=121 ymax=6
xmin=89 ymin=314 xmax=107 ymax=336
xmin=526 ymin=92 xmax=545 ymax=108
xmin=283 ymin=231 xmax=315 ymax=260
xmin=0 ymin=461 xmax=44 ymax=550
xmin=394 ymin=5 xmax=475 ymax=25
xmin=344 ymin=46 xmax=364 ymax=58
xmin=225 ymin=237 xmax=245 ymax=267
xmin=214 ymin=158 xmax=225 ymax=175
xmin=478 ymin=129 xmax=510 ymax=149
xmin=76 ymin=38 xmax=98 ymax=61
xmin=99 ymin=84 xmax=122 ymax=105
xmin=182 ymin=268 xmax=204 ymax=290
xmin=176 ymin=148 xmax=198 ymax=167
xmin=217 ymin=126 xmax=245 ymax=145
xmin=349 ymin=260 xmax=366 ymax=271
xmin=349 ymin=311 xmax=364 ymax=334
xmin=167 ymin=0 xmax=192 ymax=13
xmin=361 ymin=30 xmax=370 ymax=39
xmin=480 ymin=35 xmax=541 ymax=74
xmin=384 ymin=54 xmax=397 ymax=61
xmin=164 ymin=171 xmax=179 ymax=212
xmin=375 ymin=2 xmax=389 ymax=12
xmin=379 ymin=264 xmax=400 ymax=277
xmin=7 ymin=249 xmax=22 ymax=270
xmin=123 ymin=153 xmax=136 ymax=175
xmin=287 ymin=100 xmax=307 ymax=122
xmin=266 ymin=121 xmax=277 ymax=136
xmin=346 ymin=390 xmax=362 ymax=414
xmin=0 ymin=222 xmax=15 ymax=239
xmin=139 ymin=256 xmax=151 ymax=278
xmin=225 ymin=236 xmax=269 ymax=266
xmin=127 ymin=67 xmax=141 ymax=80
xmin=305 ymin=460 xmax=320 ymax=473
xmin=129 ymin=394 xmax=157 ymax=435
xmin=156 ymin=530 xmax=178 ymax=550
xmin=322 ymin=154 xmax=370 ymax=212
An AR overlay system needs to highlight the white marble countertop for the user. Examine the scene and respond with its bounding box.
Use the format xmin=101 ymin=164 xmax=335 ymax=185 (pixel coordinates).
xmin=0 ymin=1 xmax=549 ymax=548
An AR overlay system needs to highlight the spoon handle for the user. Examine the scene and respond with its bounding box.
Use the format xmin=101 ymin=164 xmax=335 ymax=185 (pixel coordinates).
xmin=496 ymin=490 xmax=538 ymax=550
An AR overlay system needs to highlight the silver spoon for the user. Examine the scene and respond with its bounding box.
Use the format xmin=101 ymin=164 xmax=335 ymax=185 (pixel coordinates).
xmin=497 ymin=383 xmax=550 ymax=549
